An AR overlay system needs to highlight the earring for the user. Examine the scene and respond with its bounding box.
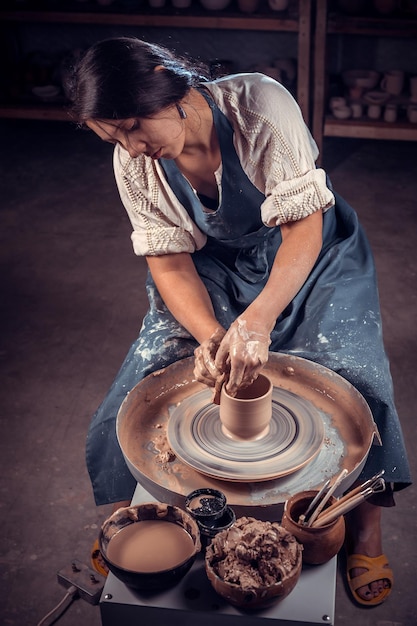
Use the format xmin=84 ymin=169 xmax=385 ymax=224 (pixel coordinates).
xmin=176 ymin=103 xmax=187 ymax=119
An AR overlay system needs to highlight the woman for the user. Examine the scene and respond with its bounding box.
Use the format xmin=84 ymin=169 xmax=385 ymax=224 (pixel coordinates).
xmin=65 ymin=37 xmax=410 ymax=606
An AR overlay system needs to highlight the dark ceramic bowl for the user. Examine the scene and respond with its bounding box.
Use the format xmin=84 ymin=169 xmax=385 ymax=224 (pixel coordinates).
xmin=99 ymin=502 xmax=201 ymax=590
xmin=198 ymin=505 xmax=236 ymax=547
xmin=185 ymin=488 xmax=227 ymax=522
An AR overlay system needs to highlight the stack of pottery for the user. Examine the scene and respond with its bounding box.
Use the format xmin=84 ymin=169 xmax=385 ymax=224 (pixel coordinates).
xmin=329 ymin=96 xmax=352 ymax=119
xmin=376 ymin=70 xmax=417 ymax=122
xmin=342 ymin=69 xmax=380 ymax=100
xmin=336 ymin=68 xmax=417 ymax=123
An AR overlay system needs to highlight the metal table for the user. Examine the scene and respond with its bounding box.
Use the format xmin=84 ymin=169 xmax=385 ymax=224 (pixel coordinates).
xmin=100 ymin=484 xmax=337 ymax=626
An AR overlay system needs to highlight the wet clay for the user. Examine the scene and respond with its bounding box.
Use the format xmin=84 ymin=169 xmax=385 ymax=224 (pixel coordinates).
xmin=220 ymin=373 xmax=273 ymax=440
xmin=205 ymin=516 xmax=302 ymax=608
xmin=107 ymin=521 xmax=196 ymax=572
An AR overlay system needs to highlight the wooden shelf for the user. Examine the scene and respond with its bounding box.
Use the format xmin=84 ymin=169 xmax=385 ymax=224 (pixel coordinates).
xmin=0 ymin=0 xmax=313 ymax=124
xmin=0 ymin=8 xmax=300 ymax=31
xmin=0 ymin=103 xmax=71 ymax=121
xmin=327 ymin=13 xmax=417 ymax=37
xmin=324 ymin=117 xmax=417 ymax=141
xmin=312 ymin=0 xmax=417 ymax=162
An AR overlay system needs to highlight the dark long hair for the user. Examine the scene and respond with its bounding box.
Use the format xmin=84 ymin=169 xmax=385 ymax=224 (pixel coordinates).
xmin=64 ymin=37 xmax=208 ymax=122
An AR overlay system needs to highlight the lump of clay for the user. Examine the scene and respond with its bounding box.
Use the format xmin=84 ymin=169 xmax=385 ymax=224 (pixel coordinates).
xmin=205 ymin=516 xmax=302 ymax=607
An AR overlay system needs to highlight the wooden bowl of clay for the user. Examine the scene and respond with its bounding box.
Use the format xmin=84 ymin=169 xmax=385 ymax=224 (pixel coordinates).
xmin=205 ymin=516 xmax=302 ymax=609
xmin=99 ymin=502 xmax=201 ymax=590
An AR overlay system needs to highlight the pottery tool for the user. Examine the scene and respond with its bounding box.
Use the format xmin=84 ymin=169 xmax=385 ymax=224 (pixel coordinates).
xmin=305 ymin=468 xmax=348 ymax=527
xmin=311 ymin=487 xmax=374 ymax=528
xmin=298 ymin=479 xmax=331 ymax=525
xmin=311 ymin=472 xmax=386 ymax=528
xmin=316 ymin=469 xmax=385 ymax=515
xmin=212 ymin=373 xmax=226 ymax=405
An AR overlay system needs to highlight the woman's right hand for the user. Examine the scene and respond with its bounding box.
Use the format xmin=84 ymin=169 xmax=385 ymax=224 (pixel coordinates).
xmin=214 ymin=318 xmax=271 ymax=397
xmin=193 ymin=326 xmax=227 ymax=402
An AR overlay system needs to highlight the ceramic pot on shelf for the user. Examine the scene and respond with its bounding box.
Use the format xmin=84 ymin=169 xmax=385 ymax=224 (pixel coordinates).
xmin=380 ymin=70 xmax=405 ymax=96
xmin=407 ymin=104 xmax=417 ymax=123
xmin=384 ymin=103 xmax=398 ymax=122
xmin=410 ymin=76 xmax=417 ymax=103
xmin=367 ymin=103 xmax=382 ymax=119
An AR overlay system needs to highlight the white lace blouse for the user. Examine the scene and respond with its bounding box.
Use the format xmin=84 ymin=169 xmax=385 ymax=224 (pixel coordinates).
xmin=113 ymin=73 xmax=335 ymax=257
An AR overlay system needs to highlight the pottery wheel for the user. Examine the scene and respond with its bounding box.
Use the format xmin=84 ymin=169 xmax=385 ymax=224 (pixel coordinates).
xmin=117 ymin=353 xmax=380 ymax=512
xmin=167 ymin=387 xmax=324 ymax=482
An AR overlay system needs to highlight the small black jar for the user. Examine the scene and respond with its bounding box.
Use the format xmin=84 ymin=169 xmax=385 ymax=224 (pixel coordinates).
xmin=197 ymin=505 xmax=236 ymax=547
xmin=185 ymin=488 xmax=235 ymax=547
xmin=185 ymin=488 xmax=227 ymax=523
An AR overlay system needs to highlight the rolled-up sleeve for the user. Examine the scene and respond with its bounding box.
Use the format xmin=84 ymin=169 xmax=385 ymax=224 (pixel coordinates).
xmin=251 ymin=78 xmax=335 ymax=226
xmin=208 ymin=74 xmax=335 ymax=227
xmin=113 ymin=147 xmax=207 ymax=256
xmin=261 ymin=167 xmax=334 ymax=226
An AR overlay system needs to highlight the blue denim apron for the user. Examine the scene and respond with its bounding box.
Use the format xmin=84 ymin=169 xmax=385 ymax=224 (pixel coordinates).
xmin=86 ymin=93 xmax=411 ymax=505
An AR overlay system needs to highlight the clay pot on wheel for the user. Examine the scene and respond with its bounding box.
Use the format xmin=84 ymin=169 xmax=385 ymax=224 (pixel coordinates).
xmin=281 ymin=490 xmax=346 ymax=565
xmin=219 ymin=374 xmax=273 ymax=440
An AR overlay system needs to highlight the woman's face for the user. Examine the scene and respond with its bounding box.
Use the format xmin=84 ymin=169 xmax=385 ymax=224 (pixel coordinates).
xmin=86 ymin=105 xmax=186 ymax=160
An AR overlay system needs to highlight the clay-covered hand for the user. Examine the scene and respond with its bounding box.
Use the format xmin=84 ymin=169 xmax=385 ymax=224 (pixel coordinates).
xmin=193 ymin=326 xmax=227 ymax=389
xmin=214 ymin=318 xmax=271 ymax=397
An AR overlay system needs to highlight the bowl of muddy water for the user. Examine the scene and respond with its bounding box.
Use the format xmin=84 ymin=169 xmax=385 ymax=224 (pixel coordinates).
xmin=99 ymin=502 xmax=201 ymax=590
xmin=205 ymin=516 xmax=302 ymax=609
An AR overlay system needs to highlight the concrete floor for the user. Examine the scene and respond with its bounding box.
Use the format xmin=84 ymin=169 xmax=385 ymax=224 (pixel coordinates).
xmin=1 ymin=119 xmax=416 ymax=626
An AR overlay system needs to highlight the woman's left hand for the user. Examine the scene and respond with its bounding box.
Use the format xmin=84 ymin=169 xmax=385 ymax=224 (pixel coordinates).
xmin=214 ymin=318 xmax=271 ymax=397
